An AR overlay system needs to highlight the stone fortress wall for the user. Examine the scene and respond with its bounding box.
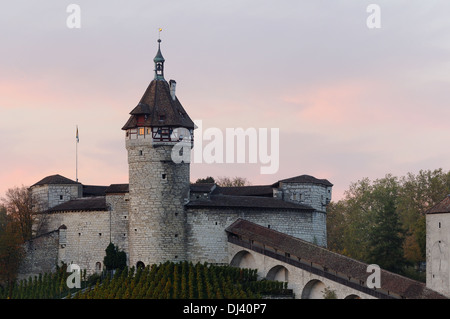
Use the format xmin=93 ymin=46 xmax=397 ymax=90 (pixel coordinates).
xmin=20 ymin=174 xmax=331 ymax=279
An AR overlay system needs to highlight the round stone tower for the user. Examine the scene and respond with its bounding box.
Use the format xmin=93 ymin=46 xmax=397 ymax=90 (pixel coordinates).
xmin=122 ymin=37 xmax=195 ymax=268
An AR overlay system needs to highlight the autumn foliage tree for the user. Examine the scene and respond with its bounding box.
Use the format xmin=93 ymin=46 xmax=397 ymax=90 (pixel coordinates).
xmin=0 ymin=185 xmax=35 ymax=291
xmin=327 ymin=169 xmax=450 ymax=279
xmin=0 ymin=206 xmax=25 ymax=292
xmin=1 ymin=185 xmax=34 ymax=242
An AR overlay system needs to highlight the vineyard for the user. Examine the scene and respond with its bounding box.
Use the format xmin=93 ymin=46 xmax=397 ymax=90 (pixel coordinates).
xmin=1 ymin=262 xmax=291 ymax=299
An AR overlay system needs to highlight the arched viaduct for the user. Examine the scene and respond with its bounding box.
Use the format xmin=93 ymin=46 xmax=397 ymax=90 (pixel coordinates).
xmin=226 ymin=219 xmax=445 ymax=299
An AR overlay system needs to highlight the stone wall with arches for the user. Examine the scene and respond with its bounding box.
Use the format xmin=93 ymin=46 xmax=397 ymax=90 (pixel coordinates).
xmin=227 ymin=244 xmax=375 ymax=299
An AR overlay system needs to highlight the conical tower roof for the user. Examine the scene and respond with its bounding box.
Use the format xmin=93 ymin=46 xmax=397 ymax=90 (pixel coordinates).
xmin=122 ymin=79 xmax=194 ymax=129
xmin=122 ymin=36 xmax=194 ymax=130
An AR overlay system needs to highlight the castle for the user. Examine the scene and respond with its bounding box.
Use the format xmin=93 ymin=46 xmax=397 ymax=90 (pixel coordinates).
xmin=19 ymin=38 xmax=333 ymax=279
xmin=18 ymin=38 xmax=450 ymax=300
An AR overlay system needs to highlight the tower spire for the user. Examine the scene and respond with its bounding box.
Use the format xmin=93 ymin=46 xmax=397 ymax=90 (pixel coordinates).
xmin=154 ymin=28 xmax=165 ymax=80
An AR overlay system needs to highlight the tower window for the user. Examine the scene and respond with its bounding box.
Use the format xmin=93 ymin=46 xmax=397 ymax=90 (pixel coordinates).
xmin=162 ymin=174 xmax=167 ymax=180
xmin=139 ymin=150 xmax=143 ymax=156
xmin=60 ymin=195 xmax=63 ymax=200
xmin=439 ymin=222 xmax=441 ymax=228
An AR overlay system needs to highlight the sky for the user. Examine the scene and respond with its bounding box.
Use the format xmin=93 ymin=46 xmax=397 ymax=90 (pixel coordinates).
xmin=1 ymin=0 xmax=449 ymax=201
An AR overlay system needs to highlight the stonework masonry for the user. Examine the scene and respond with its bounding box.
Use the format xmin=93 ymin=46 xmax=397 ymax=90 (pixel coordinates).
xmin=18 ymin=230 xmax=60 ymax=281
xmin=31 ymin=184 xmax=82 ymax=214
xmin=186 ymin=208 xmax=327 ymax=264
xmin=278 ymin=182 xmax=332 ymax=213
xmin=426 ymin=212 xmax=450 ymax=297
xmin=126 ymin=138 xmax=190 ymax=268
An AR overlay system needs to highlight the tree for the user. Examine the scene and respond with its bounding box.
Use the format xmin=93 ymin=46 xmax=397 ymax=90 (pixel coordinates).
xmin=326 ymin=201 xmax=348 ymax=255
xmin=367 ymin=197 xmax=407 ymax=274
xmin=216 ymin=176 xmax=251 ymax=187
xmin=1 ymin=186 xmax=33 ymax=242
xmin=327 ymin=169 xmax=449 ymax=277
xmin=397 ymin=169 xmax=450 ymax=262
xmin=104 ymin=242 xmax=127 ymax=271
xmin=195 ymin=177 xmax=215 ymax=184
xmin=0 ymin=205 xmax=25 ymax=294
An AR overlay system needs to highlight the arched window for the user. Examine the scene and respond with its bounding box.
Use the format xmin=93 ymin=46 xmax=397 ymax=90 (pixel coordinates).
xmin=95 ymin=262 xmax=102 ymax=272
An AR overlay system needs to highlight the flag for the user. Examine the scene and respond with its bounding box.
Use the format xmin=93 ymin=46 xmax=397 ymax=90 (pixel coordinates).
xmin=76 ymin=126 xmax=79 ymax=143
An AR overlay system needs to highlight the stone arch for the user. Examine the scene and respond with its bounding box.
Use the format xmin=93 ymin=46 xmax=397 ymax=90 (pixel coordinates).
xmin=344 ymin=294 xmax=361 ymax=299
xmin=301 ymin=279 xmax=327 ymax=299
xmin=266 ymin=265 xmax=289 ymax=282
xmin=95 ymin=262 xmax=102 ymax=272
xmin=230 ymin=250 xmax=257 ymax=269
xmin=136 ymin=261 xmax=145 ymax=269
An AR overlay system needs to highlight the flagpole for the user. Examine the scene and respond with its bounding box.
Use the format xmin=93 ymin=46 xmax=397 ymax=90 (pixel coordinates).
xmin=76 ymin=125 xmax=78 ymax=182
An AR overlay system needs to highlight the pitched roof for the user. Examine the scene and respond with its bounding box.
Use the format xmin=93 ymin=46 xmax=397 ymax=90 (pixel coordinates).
xmin=226 ymin=218 xmax=446 ymax=299
xmin=190 ymin=183 xmax=216 ymax=193
xmin=105 ymin=184 xmax=129 ymax=194
xmin=45 ymin=197 xmax=107 ymax=213
xmin=31 ymin=174 xmax=80 ymax=187
xmin=122 ymin=79 xmax=195 ymax=130
xmin=187 ymin=195 xmax=314 ymax=211
xmin=426 ymin=195 xmax=450 ymax=214
xmin=213 ymin=185 xmax=274 ymax=197
xmin=275 ymin=174 xmax=333 ymax=187
xmin=82 ymin=185 xmax=108 ymax=197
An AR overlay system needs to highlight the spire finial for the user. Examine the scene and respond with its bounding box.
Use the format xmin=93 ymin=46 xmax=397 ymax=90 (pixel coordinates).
xmin=154 ymin=28 xmax=165 ymax=80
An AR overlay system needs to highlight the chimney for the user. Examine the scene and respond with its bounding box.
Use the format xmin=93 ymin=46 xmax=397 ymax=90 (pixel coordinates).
xmin=169 ymin=79 xmax=176 ymax=101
